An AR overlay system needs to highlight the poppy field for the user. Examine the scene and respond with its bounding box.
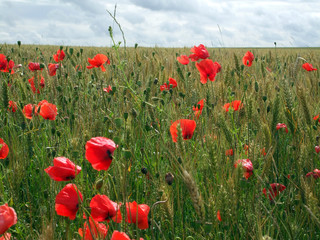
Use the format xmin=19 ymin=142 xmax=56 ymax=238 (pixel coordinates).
xmin=0 ymin=40 xmax=320 ymax=239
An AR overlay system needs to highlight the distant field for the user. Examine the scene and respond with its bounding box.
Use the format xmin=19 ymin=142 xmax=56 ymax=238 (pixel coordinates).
xmin=0 ymin=42 xmax=320 ymax=239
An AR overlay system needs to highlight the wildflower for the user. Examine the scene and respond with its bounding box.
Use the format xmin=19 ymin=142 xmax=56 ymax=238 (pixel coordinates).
xmin=223 ymin=100 xmax=243 ymax=112
xmin=53 ymin=50 xmax=65 ymax=62
xmin=306 ymin=169 xmax=320 ymax=179
xmin=242 ymin=51 xmax=254 ymax=66
xmin=22 ymin=104 xmax=36 ymax=119
xmin=261 ymin=147 xmax=267 ymax=156
xmin=45 ymin=157 xmax=81 ymax=181
xmin=28 ymin=76 xmax=45 ymax=94
xmin=189 ymin=44 xmax=209 ymax=61
xmin=315 ymin=146 xmax=320 ymax=154
xmin=75 ymin=64 xmax=82 ymax=72
xmin=55 ymin=184 xmax=83 ymax=220
xmin=170 ymin=119 xmax=196 ymax=142
xmin=193 ymin=99 xmax=205 ymax=118
xmin=0 ymin=138 xmax=9 ymax=160
xmin=90 ymin=195 xmax=122 ymax=223
xmin=160 ymin=78 xmax=177 ymax=91
xmin=177 ymin=55 xmax=189 ymax=65
xmin=103 ymin=85 xmax=112 ymax=93
xmin=126 ymin=201 xmax=150 ymax=230
xmin=111 ymin=231 xmax=131 ymax=240
xmin=263 ymin=183 xmax=286 ymax=201
xmin=234 ymin=159 xmax=253 ymax=179
xmin=217 ymin=210 xmax=222 ymax=222
xmin=0 ymin=204 xmax=17 ymax=235
xmin=37 ymin=100 xmax=58 ymax=120
xmin=78 ymin=216 xmax=109 ymax=240
xmin=87 ymin=54 xmax=110 ymax=72
xmin=28 ymin=62 xmax=43 ymax=71
xmin=276 ymin=123 xmax=288 ymax=133
xmin=302 ymin=63 xmax=317 ymax=71
xmin=196 ymin=59 xmax=221 ymax=84
xmin=85 ymin=137 xmax=117 ymax=171
xmin=8 ymin=101 xmax=17 ymax=113
xmin=314 ymin=114 xmax=320 ymax=122
xmin=48 ymin=63 xmax=59 ymax=76
xmin=0 ymin=233 xmax=11 ymax=240
xmin=0 ymin=54 xmax=14 ymax=74
xmin=225 ymin=149 xmax=233 ymax=156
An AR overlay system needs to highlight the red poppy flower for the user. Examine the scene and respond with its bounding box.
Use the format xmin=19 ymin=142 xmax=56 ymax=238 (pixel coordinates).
xmin=90 ymin=195 xmax=121 ymax=222
xmin=126 ymin=201 xmax=150 ymax=230
xmin=53 ymin=50 xmax=65 ymax=62
xmin=263 ymin=183 xmax=286 ymax=201
xmin=87 ymin=54 xmax=110 ymax=72
xmin=103 ymin=85 xmax=112 ymax=93
xmin=0 ymin=138 xmax=9 ymax=160
xmin=28 ymin=62 xmax=43 ymax=71
xmin=0 ymin=203 xmax=17 ymax=235
xmin=37 ymin=100 xmax=58 ymax=120
xmin=85 ymin=137 xmax=117 ymax=171
xmin=217 ymin=210 xmax=222 ymax=222
xmin=78 ymin=216 xmax=109 ymax=240
xmin=316 ymin=146 xmax=320 ymax=153
xmin=28 ymin=76 xmax=45 ymax=94
xmin=55 ymin=184 xmax=83 ymax=220
xmin=225 ymin=149 xmax=233 ymax=156
xmin=223 ymin=100 xmax=243 ymax=112
xmin=314 ymin=114 xmax=320 ymax=122
xmin=242 ymin=51 xmax=254 ymax=66
xmin=22 ymin=104 xmax=36 ymax=119
xmin=302 ymin=63 xmax=317 ymax=71
xmin=170 ymin=119 xmax=196 ymax=142
xmin=177 ymin=55 xmax=189 ymax=65
xmin=276 ymin=123 xmax=288 ymax=133
xmin=8 ymin=101 xmax=17 ymax=113
xmin=195 ymin=59 xmax=221 ymax=84
xmin=261 ymin=147 xmax=267 ymax=156
xmin=48 ymin=63 xmax=59 ymax=76
xmin=0 ymin=233 xmax=11 ymax=240
xmin=75 ymin=64 xmax=83 ymax=72
xmin=193 ymin=99 xmax=205 ymax=118
xmin=45 ymin=157 xmax=81 ymax=181
xmin=0 ymin=54 xmax=15 ymax=74
xmin=189 ymin=44 xmax=209 ymax=61
xmin=234 ymin=159 xmax=253 ymax=179
xmin=306 ymin=169 xmax=320 ymax=179
xmin=160 ymin=78 xmax=177 ymax=91
xmin=111 ymin=231 xmax=131 ymax=240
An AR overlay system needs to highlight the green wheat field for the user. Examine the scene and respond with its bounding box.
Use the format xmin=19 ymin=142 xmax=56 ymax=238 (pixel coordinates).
xmin=0 ymin=39 xmax=320 ymax=240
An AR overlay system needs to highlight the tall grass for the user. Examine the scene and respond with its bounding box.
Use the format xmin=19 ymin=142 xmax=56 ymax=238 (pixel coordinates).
xmin=0 ymin=42 xmax=320 ymax=239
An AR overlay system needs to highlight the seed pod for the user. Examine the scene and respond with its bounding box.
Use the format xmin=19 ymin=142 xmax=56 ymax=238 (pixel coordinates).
xmin=165 ymin=172 xmax=174 ymax=185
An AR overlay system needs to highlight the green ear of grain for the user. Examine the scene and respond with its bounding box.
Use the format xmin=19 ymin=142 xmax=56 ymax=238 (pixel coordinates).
xmin=297 ymin=86 xmax=312 ymax=126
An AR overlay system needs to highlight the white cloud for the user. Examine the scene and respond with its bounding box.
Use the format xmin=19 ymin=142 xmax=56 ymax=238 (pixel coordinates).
xmin=0 ymin=0 xmax=319 ymax=47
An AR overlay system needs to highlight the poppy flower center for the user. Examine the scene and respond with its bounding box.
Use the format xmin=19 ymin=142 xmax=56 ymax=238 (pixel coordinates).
xmin=106 ymin=150 xmax=113 ymax=160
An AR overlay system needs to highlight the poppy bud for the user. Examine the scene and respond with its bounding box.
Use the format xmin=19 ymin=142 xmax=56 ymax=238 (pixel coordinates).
xmin=154 ymin=78 xmax=158 ymax=84
xmin=69 ymin=48 xmax=73 ymax=55
xmin=80 ymin=48 xmax=83 ymax=55
xmin=131 ymin=108 xmax=137 ymax=118
xmin=141 ymin=168 xmax=148 ymax=175
xmin=165 ymin=172 xmax=174 ymax=185
xmin=17 ymin=40 xmax=21 ymax=47
xmin=262 ymin=96 xmax=267 ymax=102
xmin=95 ymin=179 xmax=104 ymax=190
xmin=255 ymin=81 xmax=259 ymax=92
xmin=59 ymin=46 xmax=63 ymax=51
xmin=123 ymin=112 xmax=128 ymax=121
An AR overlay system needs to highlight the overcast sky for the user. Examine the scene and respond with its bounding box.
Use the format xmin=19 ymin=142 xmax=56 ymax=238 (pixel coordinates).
xmin=0 ymin=0 xmax=319 ymax=48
